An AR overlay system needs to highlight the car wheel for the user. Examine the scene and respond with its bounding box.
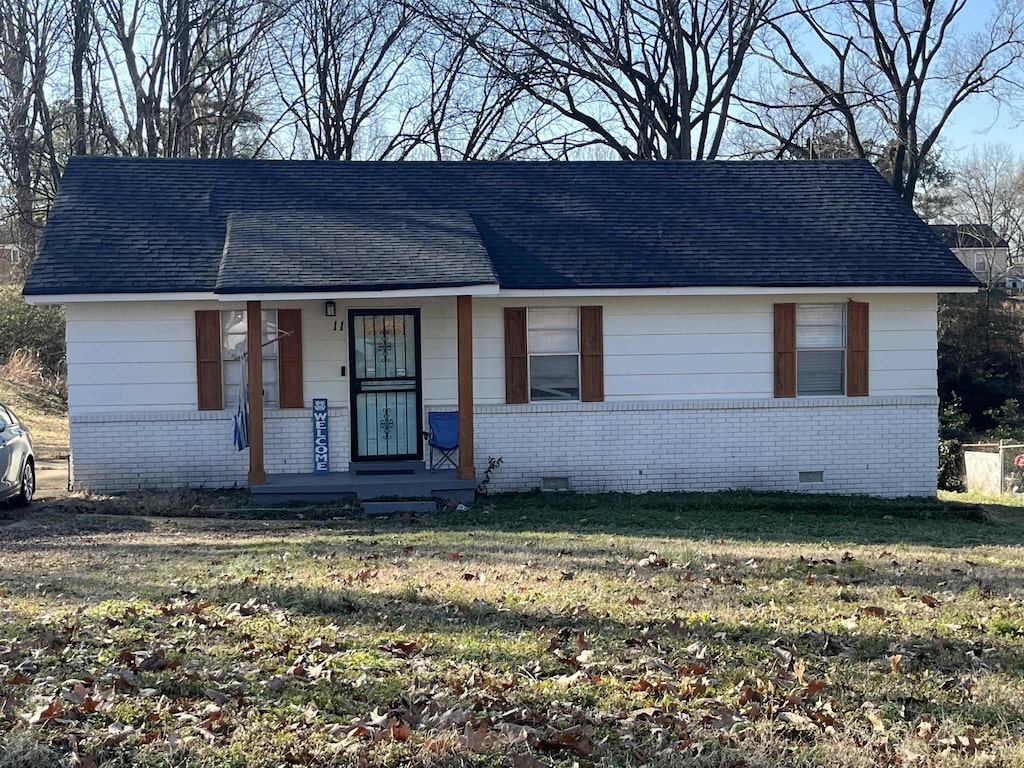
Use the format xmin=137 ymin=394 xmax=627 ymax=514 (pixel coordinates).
xmin=15 ymin=461 xmax=34 ymax=506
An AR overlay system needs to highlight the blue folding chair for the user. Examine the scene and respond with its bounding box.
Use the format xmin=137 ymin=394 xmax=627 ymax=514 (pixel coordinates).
xmin=423 ymin=412 xmax=459 ymax=471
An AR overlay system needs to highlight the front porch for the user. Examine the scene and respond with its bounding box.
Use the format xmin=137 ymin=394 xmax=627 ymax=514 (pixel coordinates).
xmin=245 ymin=295 xmax=478 ymax=501
xmin=251 ymin=461 xmax=477 ymax=504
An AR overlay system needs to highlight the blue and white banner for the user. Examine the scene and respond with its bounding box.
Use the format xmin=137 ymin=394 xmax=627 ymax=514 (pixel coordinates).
xmin=313 ymin=398 xmax=330 ymax=474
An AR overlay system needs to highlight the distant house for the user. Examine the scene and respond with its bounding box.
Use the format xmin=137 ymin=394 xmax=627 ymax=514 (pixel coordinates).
xmin=931 ymin=224 xmax=1014 ymax=288
xmin=24 ymin=157 xmax=977 ymax=499
xmin=0 ymin=242 xmax=24 ymax=283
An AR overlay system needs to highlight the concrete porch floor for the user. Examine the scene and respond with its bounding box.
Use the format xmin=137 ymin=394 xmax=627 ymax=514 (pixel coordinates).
xmin=250 ymin=461 xmax=477 ymax=504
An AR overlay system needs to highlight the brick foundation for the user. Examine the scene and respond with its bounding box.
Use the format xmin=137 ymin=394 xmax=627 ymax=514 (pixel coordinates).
xmin=70 ymin=397 xmax=937 ymax=497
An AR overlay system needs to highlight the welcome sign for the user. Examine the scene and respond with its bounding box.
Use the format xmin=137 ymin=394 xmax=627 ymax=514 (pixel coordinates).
xmin=313 ymin=398 xmax=329 ymax=474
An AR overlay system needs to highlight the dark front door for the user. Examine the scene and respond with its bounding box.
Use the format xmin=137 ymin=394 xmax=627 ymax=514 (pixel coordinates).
xmin=349 ymin=310 xmax=423 ymax=461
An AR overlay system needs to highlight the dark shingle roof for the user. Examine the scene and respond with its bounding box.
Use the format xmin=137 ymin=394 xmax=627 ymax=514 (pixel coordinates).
xmin=930 ymin=224 xmax=1009 ymax=250
xmin=218 ymin=210 xmax=495 ymax=292
xmin=24 ymin=157 xmax=977 ymax=295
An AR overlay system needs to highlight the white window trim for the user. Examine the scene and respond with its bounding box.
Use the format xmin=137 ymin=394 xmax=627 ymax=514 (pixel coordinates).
xmin=526 ymin=307 xmax=582 ymax=403
xmin=795 ymin=303 xmax=847 ymax=398
xmin=973 ymin=253 xmax=990 ymax=274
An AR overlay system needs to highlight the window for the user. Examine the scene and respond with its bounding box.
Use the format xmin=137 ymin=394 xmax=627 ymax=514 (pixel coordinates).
xmin=796 ymin=304 xmax=845 ymax=396
xmin=973 ymin=252 xmax=990 ymax=276
xmin=221 ymin=309 xmax=279 ymax=409
xmin=528 ymin=308 xmax=579 ymax=401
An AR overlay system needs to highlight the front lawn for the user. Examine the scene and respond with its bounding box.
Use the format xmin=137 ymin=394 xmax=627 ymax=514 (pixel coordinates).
xmin=2 ymin=492 xmax=1024 ymax=767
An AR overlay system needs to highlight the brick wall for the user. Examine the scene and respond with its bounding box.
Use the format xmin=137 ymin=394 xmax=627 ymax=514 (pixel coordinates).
xmin=70 ymin=397 xmax=937 ymax=497
xmin=473 ymin=397 xmax=939 ymax=497
xmin=70 ymin=408 xmax=349 ymax=491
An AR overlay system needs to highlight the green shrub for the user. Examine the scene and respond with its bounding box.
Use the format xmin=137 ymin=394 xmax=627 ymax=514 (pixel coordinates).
xmin=984 ymin=398 xmax=1024 ymax=441
xmin=938 ymin=439 xmax=966 ymax=492
xmin=939 ymin=392 xmax=973 ymax=442
xmin=0 ymin=286 xmax=65 ymax=376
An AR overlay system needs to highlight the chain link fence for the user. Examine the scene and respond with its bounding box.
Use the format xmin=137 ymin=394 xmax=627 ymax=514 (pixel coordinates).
xmin=962 ymin=442 xmax=1024 ymax=496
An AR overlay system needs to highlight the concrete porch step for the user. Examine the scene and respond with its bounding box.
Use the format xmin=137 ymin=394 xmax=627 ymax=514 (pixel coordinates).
xmin=251 ymin=467 xmax=476 ymax=505
xmin=361 ymin=500 xmax=437 ymax=515
xmin=350 ymin=460 xmax=424 ymax=476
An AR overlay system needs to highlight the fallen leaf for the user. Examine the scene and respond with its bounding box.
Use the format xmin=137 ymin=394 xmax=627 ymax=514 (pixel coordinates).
xmin=793 ymin=659 xmax=806 ymax=684
xmin=379 ymin=640 xmax=419 ymax=658
xmin=940 ymin=728 xmax=980 ymax=755
xmin=778 ymin=711 xmax=812 ymax=727
xmin=860 ymin=606 xmax=887 ymax=618
xmin=461 ymin=720 xmax=492 ymax=752
xmin=538 ymin=727 xmax=593 ymax=755
xmin=29 ymin=700 xmax=65 ymax=725
xmin=637 ymin=553 xmax=668 ymax=568
xmin=919 ymin=594 xmax=940 ymax=609
xmin=387 ymin=719 xmax=412 ymax=742
xmin=889 ymin=655 xmax=902 ymax=674
xmin=864 ymin=709 xmax=886 ymax=733
xmin=802 ymin=680 xmax=827 ymax=697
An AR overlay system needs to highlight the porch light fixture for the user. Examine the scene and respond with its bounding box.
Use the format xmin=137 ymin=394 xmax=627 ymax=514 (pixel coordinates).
xmin=324 ymin=300 xmax=337 ymax=317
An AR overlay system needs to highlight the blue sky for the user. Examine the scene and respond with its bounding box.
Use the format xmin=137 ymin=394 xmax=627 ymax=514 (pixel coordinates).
xmin=944 ymin=95 xmax=1021 ymax=155
xmin=935 ymin=0 xmax=1023 ymax=155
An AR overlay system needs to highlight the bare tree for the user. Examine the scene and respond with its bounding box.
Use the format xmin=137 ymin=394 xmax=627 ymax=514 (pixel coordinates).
xmin=950 ymin=143 xmax=1024 ymax=286
xmin=742 ymin=0 xmax=1024 ymax=203
xmin=0 ymin=0 xmax=64 ymax=271
xmin=272 ymin=0 xmax=419 ymax=161
xmin=420 ymin=0 xmax=775 ymax=160
xmin=91 ymin=0 xmax=283 ymax=158
xmin=382 ymin=23 xmax=590 ymax=161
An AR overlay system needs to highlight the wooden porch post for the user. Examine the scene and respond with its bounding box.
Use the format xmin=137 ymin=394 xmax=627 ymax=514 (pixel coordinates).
xmin=457 ymin=295 xmax=475 ymax=480
xmin=247 ymin=300 xmax=266 ymax=485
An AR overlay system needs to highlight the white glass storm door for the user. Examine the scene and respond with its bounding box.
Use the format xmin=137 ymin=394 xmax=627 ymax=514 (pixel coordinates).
xmin=349 ymin=310 xmax=423 ymax=460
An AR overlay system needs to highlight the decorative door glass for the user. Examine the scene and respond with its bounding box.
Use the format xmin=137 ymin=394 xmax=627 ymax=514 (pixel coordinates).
xmin=350 ymin=312 xmax=421 ymax=459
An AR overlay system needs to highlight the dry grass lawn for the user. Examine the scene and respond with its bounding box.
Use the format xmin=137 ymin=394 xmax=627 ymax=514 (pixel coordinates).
xmin=0 ymin=380 xmax=68 ymax=459
xmin=2 ymin=491 xmax=1024 ymax=767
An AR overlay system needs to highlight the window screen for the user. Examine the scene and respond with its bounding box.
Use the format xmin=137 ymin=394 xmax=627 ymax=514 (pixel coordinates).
xmin=528 ymin=308 xmax=580 ymax=401
xmin=796 ymin=304 xmax=845 ymax=396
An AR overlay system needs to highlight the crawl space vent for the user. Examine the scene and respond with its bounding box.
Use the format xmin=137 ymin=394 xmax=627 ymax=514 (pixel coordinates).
xmin=798 ymin=470 xmax=825 ymax=484
xmin=541 ymin=476 xmax=571 ymax=492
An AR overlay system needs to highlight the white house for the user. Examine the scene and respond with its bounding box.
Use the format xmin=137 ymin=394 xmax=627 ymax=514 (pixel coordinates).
xmin=24 ymin=158 xmax=977 ymax=498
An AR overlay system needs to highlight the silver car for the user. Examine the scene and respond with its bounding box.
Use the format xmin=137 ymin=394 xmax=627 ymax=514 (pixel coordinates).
xmin=0 ymin=402 xmax=34 ymax=506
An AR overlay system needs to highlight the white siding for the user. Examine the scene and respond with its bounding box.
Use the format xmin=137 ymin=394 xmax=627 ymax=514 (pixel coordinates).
xmin=65 ymin=291 xmax=940 ymax=495
xmin=473 ymin=293 xmax=936 ymax=403
xmin=65 ymin=297 xmax=459 ymax=413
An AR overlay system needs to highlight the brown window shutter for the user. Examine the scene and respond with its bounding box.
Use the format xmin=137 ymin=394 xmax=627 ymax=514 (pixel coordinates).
xmin=580 ymin=305 xmax=604 ymax=402
xmin=504 ymin=307 xmax=528 ymax=404
xmin=195 ymin=310 xmax=223 ymax=410
xmin=277 ymin=308 xmax=304 ymax=408
xmin=847 ymin=300 xmax=869 ymax=397
xmin=774 ymin=303 xmax=796 ymax=398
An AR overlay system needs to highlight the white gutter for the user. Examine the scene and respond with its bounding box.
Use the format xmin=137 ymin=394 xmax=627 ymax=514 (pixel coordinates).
xmin=23 ymin=283 xmax=975 ymax=304
xmin=23 ymin=291 xmax=219 ymax=305
xmin=497 ymin=285 xmax=978 ymax=297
